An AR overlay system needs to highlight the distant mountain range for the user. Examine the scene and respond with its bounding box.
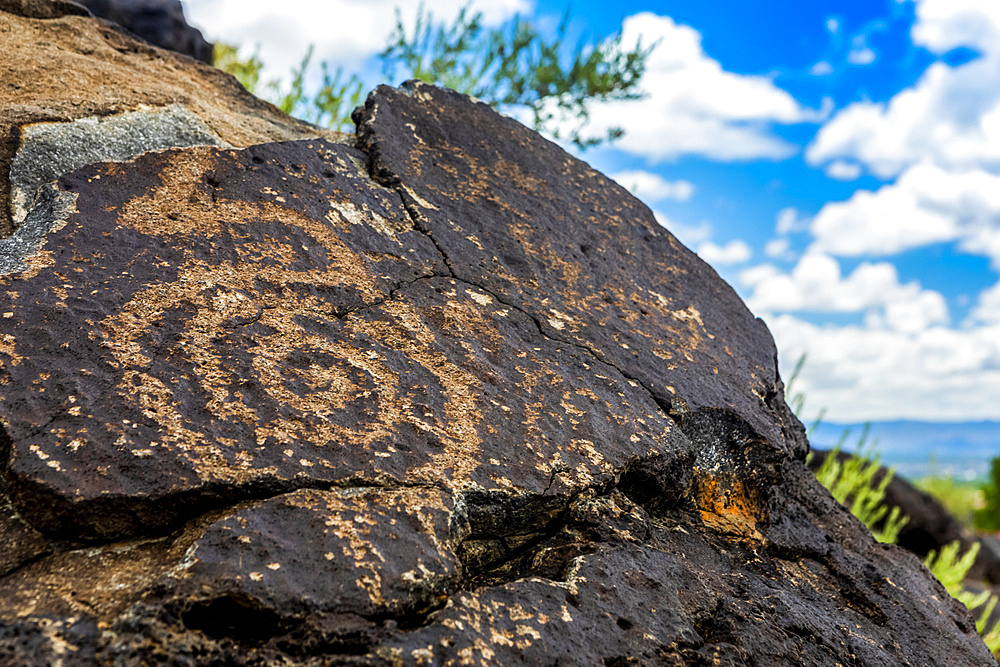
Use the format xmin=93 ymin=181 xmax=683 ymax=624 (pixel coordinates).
xmin=807 ymin=420 xmax=1000 ymax=481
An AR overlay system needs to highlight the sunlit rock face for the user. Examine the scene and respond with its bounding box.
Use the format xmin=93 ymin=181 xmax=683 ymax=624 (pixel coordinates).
xmin=0 ymin=5 xmax=994 ymax=665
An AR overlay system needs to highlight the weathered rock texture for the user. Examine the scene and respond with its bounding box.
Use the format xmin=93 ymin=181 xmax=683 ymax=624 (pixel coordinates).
xmin=0 ymin=5 xmax=995 ymax=665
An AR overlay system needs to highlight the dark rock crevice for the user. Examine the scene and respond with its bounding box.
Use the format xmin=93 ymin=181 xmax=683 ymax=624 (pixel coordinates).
xmin=3 ymin=468 xmax=447 ymax=549
xmin=108 ymin=451 xmax=704 ymax=657
xmin=453 ymin=490 xmax=590 ymax=589
xmin=159 ymin=476 xmax=660 ymax=657
xmin=107 ymin=597 xmax=431 ymax=662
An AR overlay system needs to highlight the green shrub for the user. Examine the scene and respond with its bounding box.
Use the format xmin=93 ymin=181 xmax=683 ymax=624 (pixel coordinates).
xmin=975 ymin=456 xmax=1000 ymax=532
xmin=213 ymin=44 xmax=363 ymax=133
xmin=924 ymin=541 xmax=1000 ymax=653
xmin=813 ymin=441 xmax=1000 ymax=653
xmin=212 ymin=3 xmax=654 ymax=146
xmin=914 ymin=473 xmax=982 ymax=529
xmin=807 ymin=431 xmax=908 ymax=545
xmin=789 ymin=354 xmax=1000 ymax=653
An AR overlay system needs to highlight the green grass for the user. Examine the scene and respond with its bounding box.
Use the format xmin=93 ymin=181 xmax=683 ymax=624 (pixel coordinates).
xmin=913 ymin=474 xmax=984 ymax=530
xmin=789 ymin=354 xmax=1000 ymax=653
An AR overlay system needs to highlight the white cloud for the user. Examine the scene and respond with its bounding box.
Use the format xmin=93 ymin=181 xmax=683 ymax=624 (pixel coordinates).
xmin=847 ymin=35 xmax=876 ymax=65
xmin=970 ymin=280 xmax=1000 ymax=324
xmin=652 ymin=209 xmax=711 ymax=248
xmin=807 ymin=0 xmax=1000 ymax=178
xmin=738 ymin=263 xmax=779 ymax=287
xmin=810 ymin=61 xmax=834 ymax=76
xmin=880 ymin=291 xmax=954 ymax=333
xmin=809 ymin=161 xmax=1000 ymax=266
xmin=911 ymin=0 xmax=1000 ymax=53
xmin=742 ymin=252 xmax=949 ymax=332
xmin=769 ymin=314 xmax=1000 ymax=422
xmin=183 ymin=0 xmax=531 ymax=82
xmin=581 ymin=13 xmax=813 ymax=163
xmin=825 ymin=160 xmax=862 ymax=180
xmin=775 ymin=207 xmax=810 ymax=234
xmin=765 ymin=237 xmax=795 ymax=259
xmin=697 ymin=240 xmax=752 ymax=265
xmin=766 ymin=1 xmax=1000 ymax=422
xmin=610 ymin=170 xmax=694 ymax=202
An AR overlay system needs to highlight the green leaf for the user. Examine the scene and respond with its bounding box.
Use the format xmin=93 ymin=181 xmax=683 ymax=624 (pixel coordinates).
xmin=380 ymin=2 xmax=655 ymax=148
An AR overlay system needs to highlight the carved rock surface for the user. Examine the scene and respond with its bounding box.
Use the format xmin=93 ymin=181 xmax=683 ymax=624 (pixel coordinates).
xmin=0 ymin=7 xmax=995 ymax=665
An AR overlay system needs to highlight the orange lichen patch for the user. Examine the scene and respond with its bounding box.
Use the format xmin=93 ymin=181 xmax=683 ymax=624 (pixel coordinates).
xmin=691 ymin=471 xmax=765 ymax=540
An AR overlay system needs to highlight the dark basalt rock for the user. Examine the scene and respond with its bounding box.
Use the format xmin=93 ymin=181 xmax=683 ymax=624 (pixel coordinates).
xmin=0 ymin=6 xmax=995 ymax=665
xmin=353 ymin=85 xmax=807 ymax=461
xmin=76 ymin=0 xmax=212 ymax=62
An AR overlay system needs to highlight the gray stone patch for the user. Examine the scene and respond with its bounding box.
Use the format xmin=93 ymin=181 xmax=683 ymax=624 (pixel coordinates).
xmin=9 ymin=104 xmax=230 ymax=228
xmin=0 ymin=183 xmax=77 ymax=275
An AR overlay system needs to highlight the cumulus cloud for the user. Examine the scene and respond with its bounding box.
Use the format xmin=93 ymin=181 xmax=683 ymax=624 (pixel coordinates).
xmin=581 ymin=13 xmax=813 ymax=163
xmin=847 ymin=35 xmax=876 ymax=65
xmin=809 ymin=162 xmax=1000 ymax=266
xmin=183 ymin=0 xmax=530 ymax=82
xmin=806 ymin=0 xmax=1000 ymax=178
xmin=610 ymin=170 xmax=694 ymax=202
xmin=768 ymin=314 xmax=1000 ymax=422
xmin=825 ymin=160 xmax=862 ymax=180
xmin=741 ymin=252 xmax=949 ymax=333
xmin=810 ymin=61 xmax=834 ymax=76
xmin=651 ymin=209 xmax=711 ymax=249
xmin=697 ymin=240 xmax=752 ymax=265
xmin=764 ymin=237 xmax=795 ymax=260
xmin=970 ymin=280 xmax=1000 ymax=324
xmin=775 ymin=207 xmax=810 ymax=235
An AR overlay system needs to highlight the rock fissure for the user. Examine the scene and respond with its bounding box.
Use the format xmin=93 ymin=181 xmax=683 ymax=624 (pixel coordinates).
xmin=385 ymin=186 xmax=460 ymax=281
xmin=454 ymin=490 xmax=586 ymax=590
xmin=5 ymin=466 xmax=449 ymax=548
xmin=352 ymin=116 xmax=700 ymax=439
xmin=0 ymin=538 xmax=49 ymax=581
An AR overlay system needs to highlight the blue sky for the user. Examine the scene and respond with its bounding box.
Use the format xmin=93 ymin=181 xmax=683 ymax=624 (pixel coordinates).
xmin=184 ymin=0 xmax=1000 ymax=424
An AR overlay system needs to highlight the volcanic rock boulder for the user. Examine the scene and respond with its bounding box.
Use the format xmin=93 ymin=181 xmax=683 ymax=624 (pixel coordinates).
xmin=77 ymin=0 xmax=213 ymax=63
xmin=0 ymin=7 xmax=996 ymax=665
